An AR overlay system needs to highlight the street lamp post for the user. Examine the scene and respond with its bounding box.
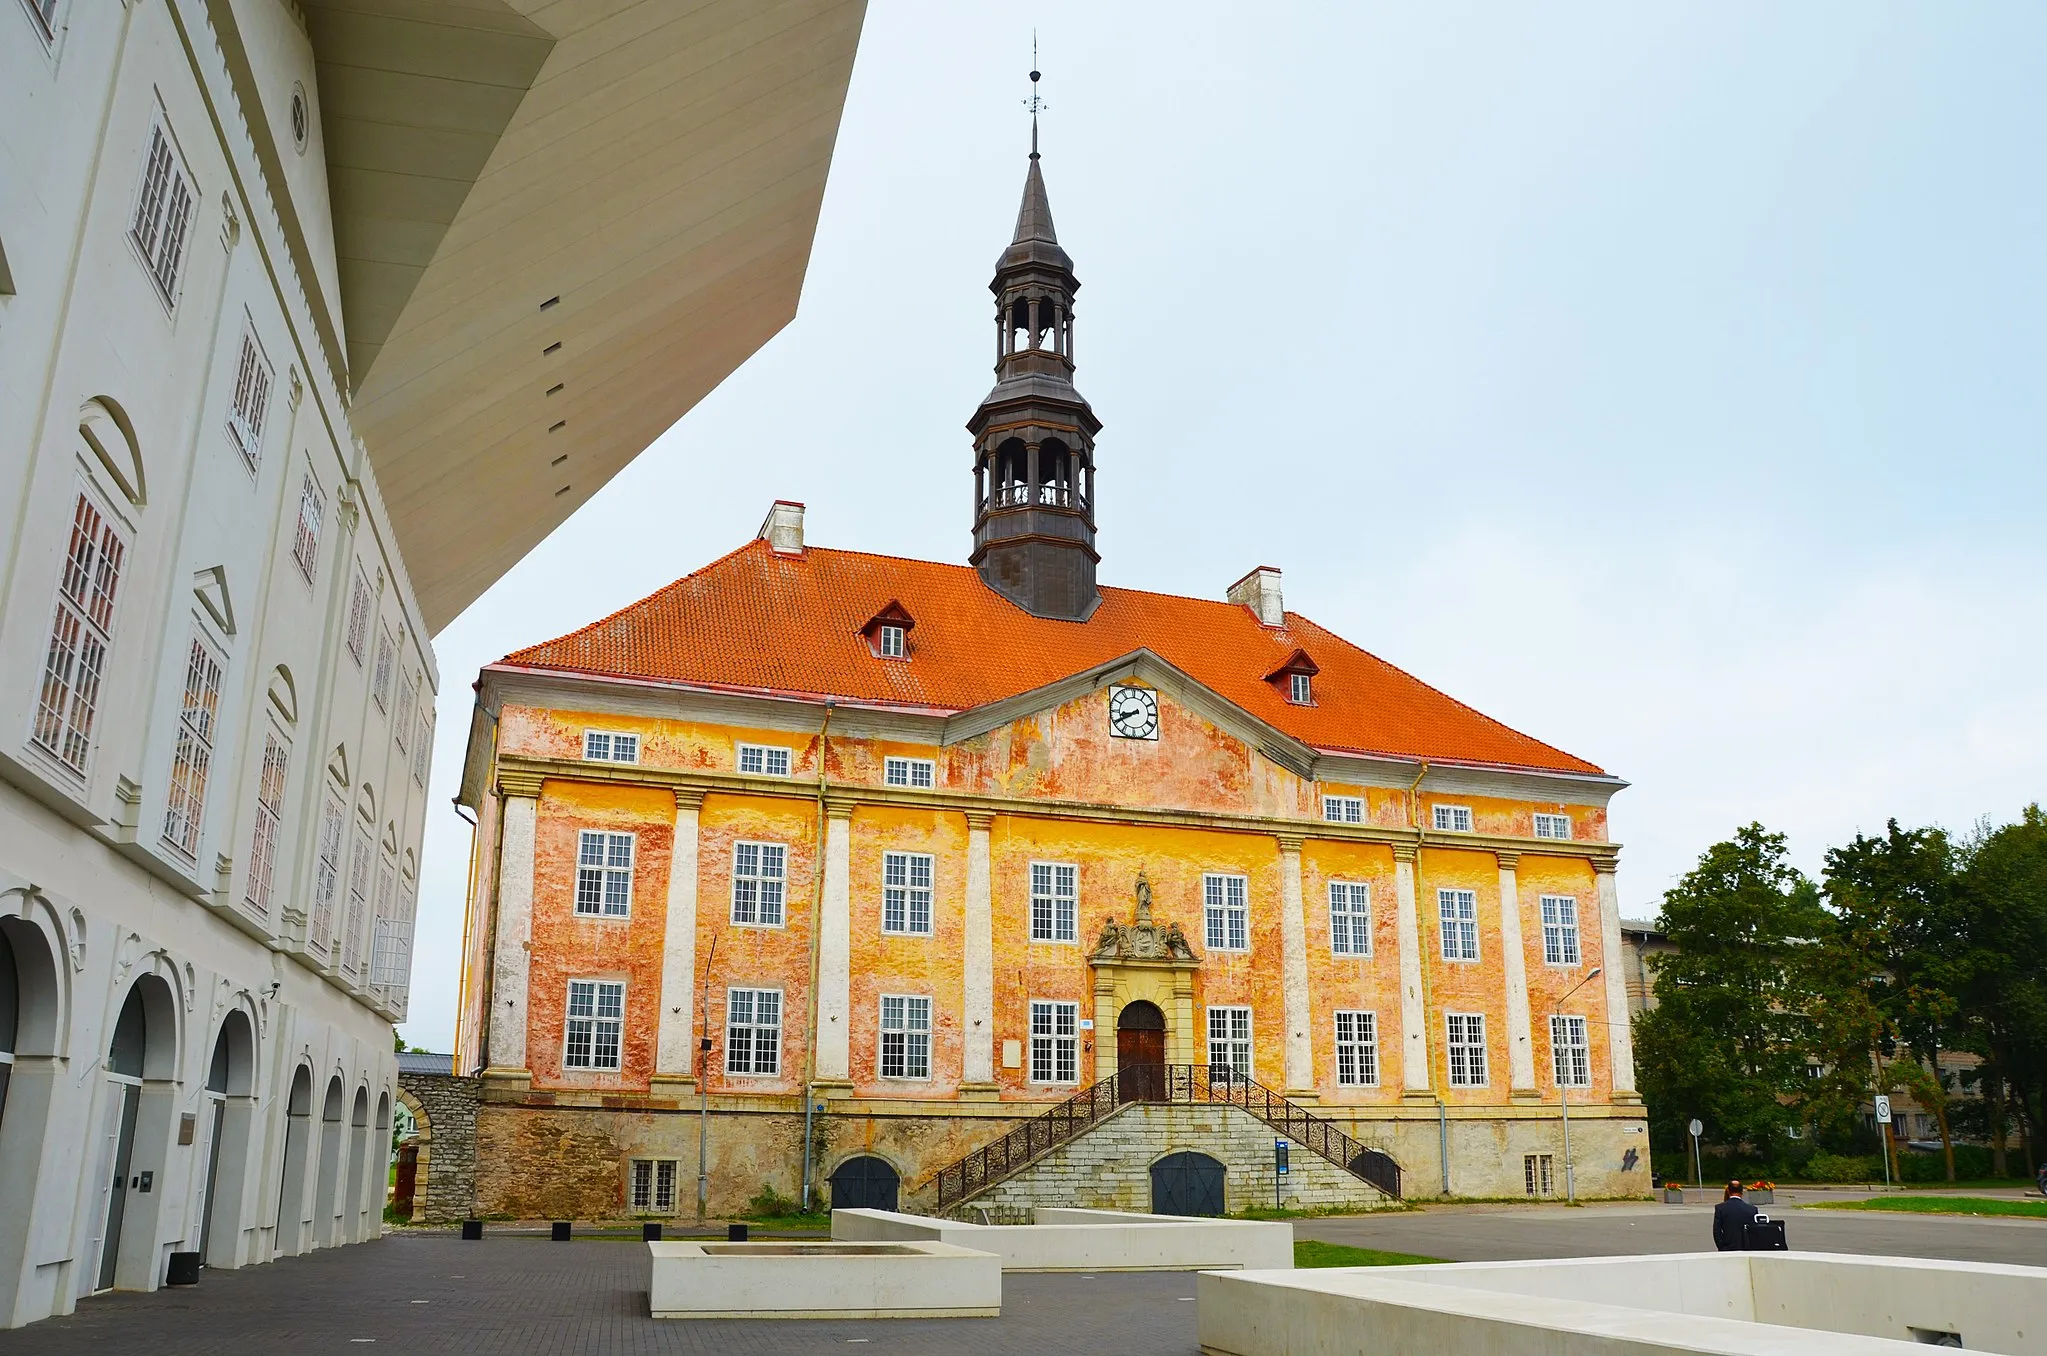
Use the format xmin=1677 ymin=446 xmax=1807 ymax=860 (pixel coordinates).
xmin=1556 ymin=966 xmax=1603 ymax=1204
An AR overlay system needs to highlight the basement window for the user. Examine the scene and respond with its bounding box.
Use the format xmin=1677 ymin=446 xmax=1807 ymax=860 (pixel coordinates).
xmin=629 ymin=1159 xmax=678 ymax=1214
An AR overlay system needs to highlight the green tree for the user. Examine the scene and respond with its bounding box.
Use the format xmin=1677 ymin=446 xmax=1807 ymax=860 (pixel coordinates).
xmin=1635 ymin=824 xmax=1829 ymax=1164
xmin=1955 ymin=806 xmax=2047 ymax=1175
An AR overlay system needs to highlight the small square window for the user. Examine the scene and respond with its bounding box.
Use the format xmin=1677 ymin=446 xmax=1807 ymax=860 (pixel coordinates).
xmin=884 ymin=757 xmax=934 ymax=789
xmin=1533 ymin=812 xmax=1571 ymax=841
xmin=1289 ymin=672 xmax=1312 ymax=704
xmin=1432 ymin=804 xmax=1473 ymax=833
xmin=584 ymin=730 xmax=639 ymax=764
xmin=878 ymin=624 xmax=906 ymax=658
xmin=738 ymin=743 xmax=791 ymax=777
xmin=1322 ymin=795 xmax=1363 ymax=824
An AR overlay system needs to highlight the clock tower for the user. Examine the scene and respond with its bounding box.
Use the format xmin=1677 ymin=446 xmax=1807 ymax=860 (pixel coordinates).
xmin=968 ymin=98 xmax=1103 ymax=621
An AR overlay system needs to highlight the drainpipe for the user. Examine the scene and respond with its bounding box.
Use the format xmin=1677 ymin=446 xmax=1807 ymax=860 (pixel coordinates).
xmin=1407 ymin=761 xmax=1451 ymax=1196
xmin=800 ymin=700 xmax=836 ymax=1212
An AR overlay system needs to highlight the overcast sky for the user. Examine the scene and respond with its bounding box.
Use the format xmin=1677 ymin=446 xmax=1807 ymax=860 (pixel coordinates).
xmin=397 ymin=3 xmax=2046 ymax=1048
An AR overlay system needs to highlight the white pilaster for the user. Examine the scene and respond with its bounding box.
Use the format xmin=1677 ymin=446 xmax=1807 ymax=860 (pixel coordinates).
xmin=485 ymin=776 xmax=542 ymax=1081
xmin=815 ymin=800 xmax=854 ymax=1084
xmin=1277 ymin=835 xmax=1314 ymax=1096
xmin=961 ymin=811 xmax=996 ymax=1092
xmin=1393 ymin=846 xmax=1430 ymax=1094
xmin=654 ymin=790 xmax=705 ymax=1088
xmin=1497 ymin=853 xmax=1538 ymax=1095
xmin=1595 ymin=862 xmax=1639 ymax=1097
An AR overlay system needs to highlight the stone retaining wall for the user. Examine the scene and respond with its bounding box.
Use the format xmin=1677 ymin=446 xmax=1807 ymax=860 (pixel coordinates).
xmin=399 ymin=1072 xmax=481 ymax=1223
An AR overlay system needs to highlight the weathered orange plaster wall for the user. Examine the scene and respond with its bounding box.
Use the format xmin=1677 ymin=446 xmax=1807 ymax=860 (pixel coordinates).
xmin=696 ymin=792 xmax=820 ymax=1097
xmin=1516 ymin=855 xmax=1612 ymax=1103
xmin=845 ymin=805 xmax=970 ymax=1096
xmin=1417 ymin=846 xmax=1512 ymax=1105
xmin=1422 ymin=791 xmax=1608 ymax=842
xmin=1300 ymin=840 xmax=1407 ymax=1101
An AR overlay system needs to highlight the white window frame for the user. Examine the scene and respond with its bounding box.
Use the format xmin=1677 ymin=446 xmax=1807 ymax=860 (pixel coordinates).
xmin=161 ymin=634 xmax=225 ymax=861
xmin=574 ymin=830 xmax=635 ymax=918
xmin=882 ymin=851 xmax=934 ymax=936
xmin=291 ymin=474 xmax=323 ymax=585
xmin=226 ymin=324 xmax=272 ymax=474
xmin=1524 ymin=1153 xmax=1555 ymax=1197
xmin=308 ymin=788 xmax=345 ymax=953
xmin=564 ymin=978 xmax=625 ymax=1071
xmin=730 ymin=841 xmax=787 ymax=927
xmin=1334 ymin=1010 xmax=1378 ymax=1087
xmin=1532 ymin=812 xmax=1571 ymax=841
xmin=877 ymin=624 xmax=906 ymax=658
xmin=20 ymin=0 xmax=60 ymax=43
xmin=1432 ymin=803 xmax=1474 ymax=833
xmin=629 ymin=1158 xmax=679 ymax=1214
xmin=1028 ymin=999 xmax=1079 ymax=1085
xmin=412 ymin=713 xmax=431 ymax=786
xmin=878 ymin=994 xmax=933 ymax=1081
xmin=1203 ymin=873 xmax=1249 ymax=952
xmin=737 ymin=743 xmax=791 ymax=777
xmin=1540 ymin=894 xmax=1582 ymax=966
xmin=243 ymin=732 xmax=289 ymax=917
xmin=342 ymin=825 xmax=373 ymax=974
xmin=1029 ymin=861 xmax=1078 ymax=943
xmin=724 ymin=986 xmax=782 ymax=1077
xmin=1446 ymin=1012 xmax=1488 ymax=1088
xmin=582 ymin=729 xmax=640 ymax=764
xmin=131 ymin=116 xmax=195 ymax=309
xmin=1288 ymin=672 xmax=1312 ymax=704
xmin=1438 ymin=888 xmax=1479 ymax=962
xmin=1328 ymin=881 xmax=1371 ymax=957
xmin=30 ymin=490 xmax=126 ymax=778
xmin=1321 ymin=794 xmax=1363 ymax=824
xmin=1551 ymin=1014 xmax=1591 ymax=1088
xmin=883 ymin=756 xmax=935 ymax=789
xmin=371 ymin=623 xmax=394 ymax=710
xmin=1207 ymin=1005 xmax=1253 ymax=1080
xmin=393 ymin=671 xmax=416 ymax=753
xmin=344 ymin=566 xmax=372 ymax=666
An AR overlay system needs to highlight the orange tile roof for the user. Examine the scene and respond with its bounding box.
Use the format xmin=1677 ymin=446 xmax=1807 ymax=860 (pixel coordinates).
xmin=500 ymin=538 xmax=1605 ymax=776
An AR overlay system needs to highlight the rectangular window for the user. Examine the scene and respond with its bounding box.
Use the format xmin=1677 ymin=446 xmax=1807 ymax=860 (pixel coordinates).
xmin=371 ymin=624 xmax=394 ymax=710
xmin=1322 ymin=795 xmax=1363 ymax=824
xmin=1524 ymin=1153 xmax=1554 ymax=1197
xmin=731 ymin=841 xmax=787 ymax=926
xmin=394 ymin=672 xmax=416 ymax=753
xmin=412 ymin=714 xmax=431 ymax=786
xmin=22 ymin=0 xmax=58 ymax=40
xmin=243 ymin=734 xmax=289 ymax=916
xmin=1432 ymin=804 xmax=1473 ymax=833
xmin=345 ymin=567 xmax=372 ymax=665
xmin=370 ymin=909 xmax=412 ymax=990
xmin=131 ymin=122 xmax=194 ymax=305
xmin=1203 ymin=873 xmax=1249 ymax=952
xmin=630 ymin=1159 xmax=679 ymax=1214
xmin=1334 ymin=1010 xmax=1378 ymax=1087
xmin=1289 ymin=672 xmax=1312 ymax=704
xmin=575 ymin=831 xmax=634 ymax=917
xmin=1438 ymin=888 xmax=1479 ymax=962
xmin=1029 ymin=999 xmax=1078 ymax=1084
xmin=882 ymin=851 xmax=934 ymax=935
xmin=1551 ymin=1014 xmax=1591 ymax=1088
xmin=1446 ymin=1012 xmax=1488 ymax=1087
xmin=1030 ymin=862 xmax=1078 ymax=942
xmin=32 ymin=493 xmax=125 ymax=774
xmin=1533 ymin=812 xmax=1571 ymax=841
xmin=564 ymin=979 xmax=625 ymax=1071
xmin=878 ymin=624 xmax=906 ymax=658
xmin=583 ymin=730 xmax=639 ymax=764
xmin=1540 ymin=894 xmax=1582 ymax=966
xmin=879 ymin=994 xmax=932 ymax=1080
xmin=1207 ymin=1005 xmax=1252 ymax=1080
xmin=161 ymin=637 xmax=225 ymax=859
xmin=226 ymin=328 xmax=272 ymax=472
xmin=724 ymin=987 xmax=781 ymax=1076
xmin=309 ymin=790 xmax=344 ymax=951
xmin=368 ymin=860 xmax=397 ymax=985
xmin=883 ymin=756 xmax=934 ymax=788
xmin=737 ymin=743 xmax=792 ymax=776
xmin=1329 ymin=881 xmax=1371 ymax=956
xmin=342 ymin=827 xmax=373 ymax=973
xmin=291 ymin=475 xmax=323 ymax=585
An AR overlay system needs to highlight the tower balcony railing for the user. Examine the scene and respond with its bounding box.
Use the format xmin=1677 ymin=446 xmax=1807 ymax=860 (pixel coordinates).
xmin=984 ymin=483 xmax=1088 ymax=512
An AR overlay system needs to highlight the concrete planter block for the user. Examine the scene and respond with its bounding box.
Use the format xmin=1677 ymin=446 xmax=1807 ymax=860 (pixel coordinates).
xmin=646 ymin=1240 xmax=1001 ymax=1319
xmin=833 ymin=1207 xmax=1292 ymax=1272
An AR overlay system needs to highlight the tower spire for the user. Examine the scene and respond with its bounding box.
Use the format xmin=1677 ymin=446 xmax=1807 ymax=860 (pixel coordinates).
xmin=1027 ymin=39 xmax=1042 ymax=160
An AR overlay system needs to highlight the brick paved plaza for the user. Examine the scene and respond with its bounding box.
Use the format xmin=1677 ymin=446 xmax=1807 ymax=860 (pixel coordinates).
xmin=0 ymin=1232 xmax=1201 ymax=1355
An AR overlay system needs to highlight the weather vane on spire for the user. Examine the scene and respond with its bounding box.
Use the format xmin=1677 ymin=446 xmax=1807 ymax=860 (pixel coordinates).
xmin=1025 ymin=32 xmax=1045 ymax=160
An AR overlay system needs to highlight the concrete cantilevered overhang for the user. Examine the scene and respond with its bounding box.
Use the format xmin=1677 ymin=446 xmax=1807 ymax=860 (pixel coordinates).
xmin=300 ymin=0 xmax=868 ymax=631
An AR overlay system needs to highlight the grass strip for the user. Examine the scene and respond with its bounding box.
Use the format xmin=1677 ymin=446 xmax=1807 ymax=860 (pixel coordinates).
xmin=1804 ymin=1196 xmax=2047 ymax=1219
xmin=1294 ymin=1240 xmax=1446 ymax=1268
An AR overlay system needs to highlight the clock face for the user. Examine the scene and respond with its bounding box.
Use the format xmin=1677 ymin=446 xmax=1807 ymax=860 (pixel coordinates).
xmin=1108 ymin=685 xmax=1160 ymax=740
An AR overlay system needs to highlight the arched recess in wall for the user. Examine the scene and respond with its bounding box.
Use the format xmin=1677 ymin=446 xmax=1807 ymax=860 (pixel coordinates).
xmin=314 ymin=1075 xmax=346 ymax=1247
xmin=78 ymin=397 xmax=145 ymax=507
xmin=199 ymin=1007 xmax=258 ymax=1266
xmin=345 ymin=1085 xmax=371 ymax=1241
xmin=267 ymin=666 xmax=298 ymax=726
xmin=0 ymin=905 xmax=67 ymax=1244
xmin=0 ymin=233 xmax=15 ymax=295
xmin=275 ymin=1064 xmax=316 ymax=1255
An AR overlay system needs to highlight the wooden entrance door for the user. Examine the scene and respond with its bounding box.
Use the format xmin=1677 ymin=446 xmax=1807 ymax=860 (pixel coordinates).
xmin=1117 ymin=1001 xmax=1166 ymax=1102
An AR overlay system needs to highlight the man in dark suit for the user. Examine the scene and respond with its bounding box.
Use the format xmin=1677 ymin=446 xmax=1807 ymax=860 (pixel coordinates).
xmin=1712 ymin=1180 xmax=1759 ymax=1251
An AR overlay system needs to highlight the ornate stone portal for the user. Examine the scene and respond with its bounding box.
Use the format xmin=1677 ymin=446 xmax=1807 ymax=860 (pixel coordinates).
xmin=1090 ymin=871 xmax=1201 ymax=1076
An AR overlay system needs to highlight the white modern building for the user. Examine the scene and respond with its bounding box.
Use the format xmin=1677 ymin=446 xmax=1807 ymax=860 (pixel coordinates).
xmin=0 ymin=0 xmax=864 ymax=1327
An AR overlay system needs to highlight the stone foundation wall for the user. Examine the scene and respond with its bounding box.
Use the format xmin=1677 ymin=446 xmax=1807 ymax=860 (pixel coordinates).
xmin=398 ymin=1073 xmax=481 ymax=1223
xmin=1374 ymin=1110 xmax=1652 ymax=1199
xmin=969 ymin=1104 xmax=1394 ymax=1215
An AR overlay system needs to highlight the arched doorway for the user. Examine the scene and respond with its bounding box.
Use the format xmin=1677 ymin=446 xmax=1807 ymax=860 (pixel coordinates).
xmin=367 ymin=1092 xmax=390 ymax=1236
xmin=828 ymin=1156 xmax=900 ymax=1212
xmin=0 ymin=913 xmax=63 ymax=1297
xmin=1117 ymin=1001 xmax=1166 ymax=1103
xmin=313 ymin=1077 xmax=345 ymax=1247
xmin=1150 ymin=1151 xmax=1225 ymax=1217
xmin=91 ymin=977 xmax=173 ymax=1292
xmin=275 ymin=1065 xmax=314 ymax=1254
xmin=198 ymin=1011 xmax=254 ymax=1265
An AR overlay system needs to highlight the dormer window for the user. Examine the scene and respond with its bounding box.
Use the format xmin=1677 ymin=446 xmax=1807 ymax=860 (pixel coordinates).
xmin=860 ymin=600 xmax=915 ymax=660
xmin=1264 ymin=648 xmax=1320 ymax=705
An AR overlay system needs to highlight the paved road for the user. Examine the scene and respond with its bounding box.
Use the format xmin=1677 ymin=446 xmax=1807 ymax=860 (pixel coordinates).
xmin=0 ymin=1234 xmax=1202 ymax=1356
xmin=1298 ymin=1200 xmax=2047 ymax=1268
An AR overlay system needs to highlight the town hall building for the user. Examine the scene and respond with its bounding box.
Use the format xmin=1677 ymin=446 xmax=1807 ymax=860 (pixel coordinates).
xmin=448 ymin=131 xmax=1648 ymax=1218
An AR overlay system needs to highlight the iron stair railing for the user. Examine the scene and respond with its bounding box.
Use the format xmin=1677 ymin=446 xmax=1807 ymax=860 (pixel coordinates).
xmin=931 ymin=1064 xmax=1402 ymax=1210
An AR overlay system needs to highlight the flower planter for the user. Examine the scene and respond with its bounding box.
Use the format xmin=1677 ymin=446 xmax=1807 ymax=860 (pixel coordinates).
xmin=1662 ymin=1186 xmax=1688 ymax=1205
xmin=1747 ymin=1189 xmax=1774 ymax=1206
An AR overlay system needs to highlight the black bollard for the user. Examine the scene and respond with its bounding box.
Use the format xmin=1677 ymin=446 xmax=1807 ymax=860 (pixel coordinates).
xmin=165 ymin=1252 xmax=200 ymax=1286
xmin=727 ymin=1223 xmax=749 ymax=1242
xmin=551 ymin=1221 xmax=571 ymax=1242
xmin=642 ymin=1222 xmax=663 ymax=1242
xmin=461 ymin=1220 xmax=483 ymax=1241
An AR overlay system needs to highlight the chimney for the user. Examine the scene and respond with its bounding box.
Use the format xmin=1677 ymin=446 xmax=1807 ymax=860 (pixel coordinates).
xmin=1227 ymin=566 xmax=1285 ymax=627
xmin=757 ymin=500 xmax=805 ymax=555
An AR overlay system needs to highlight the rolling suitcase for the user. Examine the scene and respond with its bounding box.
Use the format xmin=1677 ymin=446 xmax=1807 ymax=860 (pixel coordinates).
xmin=1743 ymin=1213 xmax=1788 ymax=1251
